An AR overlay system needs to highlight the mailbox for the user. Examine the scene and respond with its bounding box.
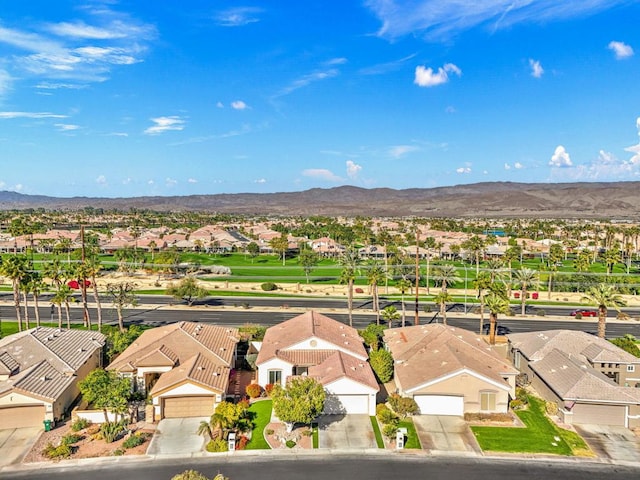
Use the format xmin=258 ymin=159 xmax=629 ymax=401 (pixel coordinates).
xmin=228 ymin=432 xmax=236 ymax=451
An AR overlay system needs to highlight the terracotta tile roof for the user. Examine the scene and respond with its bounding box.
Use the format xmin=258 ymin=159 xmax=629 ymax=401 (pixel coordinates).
xmin=150 ymin=353 xmax=231 ymax=396
xmin=256 ymin=311 xmax=367 ymax=365
xmin=309 ymin=351 xmax=379 ymax=391
xmin=135 ymin=345 xmax=179 ymax=368
xmin=508 ymin=330 xmax=639 ymax=365
xmin=277 ymin=350 xmax=337 ymax=366
xmin=384 ymin=324 xmax=516 ymax=392
xmin=108 ymin=322 xmax=239 ymax=372
xmin=531 ymin=349 xmax=640 ymax=404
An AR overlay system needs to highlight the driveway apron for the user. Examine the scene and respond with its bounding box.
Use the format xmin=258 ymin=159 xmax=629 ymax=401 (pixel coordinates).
xmin=574 ymin=424 xmax=640 ymax=463
xmin=146 ymin=417 xmax=208 ymax=456
xmin=318 ymin=415 xmax=376 ymax=449
xmin=412 ymin=415 xmax=480 ymax=454
xmin=0 ymin=427 xmax=42 ymax=467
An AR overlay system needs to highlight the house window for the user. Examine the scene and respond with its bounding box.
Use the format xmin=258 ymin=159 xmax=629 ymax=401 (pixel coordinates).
xmin=627 ymin=365 xmax=635 ymax=373
xmin=268 ymin=370 xmax=282 ymax=385
xmin=480 ymin=391 xmax=497 ymax=411
xmin=293 ymin=366 xmax=308 ymax=376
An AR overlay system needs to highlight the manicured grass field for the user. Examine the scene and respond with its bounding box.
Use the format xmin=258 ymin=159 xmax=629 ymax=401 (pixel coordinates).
xmin=471 ymin=396 xmax=589 ymax=455
xmin=245 ymin=400 xmax=272 ymax=450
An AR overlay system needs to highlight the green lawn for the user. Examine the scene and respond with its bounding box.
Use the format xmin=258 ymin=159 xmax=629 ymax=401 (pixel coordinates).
xmin=245 ymin=400 xmax=272 ymax=450
xmin=370 ymin=416 xmax=384 ymax=448
xmin=398 ymin=419 xmax=421 ymax=449
xmin=471 ymin=396 xmax=587 ymax=455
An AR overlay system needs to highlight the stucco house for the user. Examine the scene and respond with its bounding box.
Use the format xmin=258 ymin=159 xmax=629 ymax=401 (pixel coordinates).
xmin=107 ymin=321 xmax=239 ymax=420
xmin=0 ymin=327 xmax=106 ymax=429
xmin=384 ymin=324 xmax=518 ymax=416
xmin=255 ymin=311 xmax=378 ymax=415
xmin=508 ymin=330 xmax=640 ymax=428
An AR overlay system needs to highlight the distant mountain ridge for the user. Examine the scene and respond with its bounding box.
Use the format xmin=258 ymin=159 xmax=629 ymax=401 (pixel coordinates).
xmin=1 ymin=182 xmax=638 ymax=218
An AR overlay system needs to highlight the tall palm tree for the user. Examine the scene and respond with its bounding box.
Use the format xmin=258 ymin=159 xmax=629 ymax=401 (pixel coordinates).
xmin=462 ymin=235 xmax=485 ymax=274
xmin=86 ymin=257 xmax=104 ymax=332
xmin=366 ymin=260 xmax=386 ymax=325
xmin=473 ymin=271 xmax=492 ymax=334
xmin=513 ymin=268 xmax=538 ymax=316
xmin=27 ymin=272 xmax=46 ymax=327
xmin=396 ymin=278 xmax=413 ymax=327
xmin=1 ymin=255 xmax=28 ymax=331
xmin=434 ymin=290 xmax=453 ymax=325
xmin=432 ymin=265 xmax=461 ymax=324
xmin=485 ymin=291 xmax=510 ymax=345
xmin=74 ymin=262 xmax=93 ymax=330
xmin=581 ymin=284 xmax=626 ymax=338
xmin=338 ymin=246 xmax=361 ymax=327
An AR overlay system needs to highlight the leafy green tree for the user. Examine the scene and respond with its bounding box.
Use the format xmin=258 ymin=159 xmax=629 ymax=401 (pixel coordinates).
xmin=171 ymin=471 xmax=228 ymax=480
xmin=104 ymin=325 xmax=144 ymax=361
xmin=166 ymin=276 xmax=209 ymax=306
xmin=271 ymin=377 xmax=325 ymax=431
xmin=369 ymin=348 xmax=394 ymax=383
xmin=269 ymin=233 xmax=289 ymax=266
xmin=359 ymin=323 xmax=385 ymax=350
xmin=461 ymin=235 xmax=485 ymax=274
xmin=573 ymin=250 xmax=592 ymax=275
xmin=298 ymin=248 xmax=319 ymax=284
xmin=581 ymin=284 xmax=627 ymax=338
xmin=106 ymin=282 xmax=138 ymax=332
xmin=609 ymin=334 xmax=640 ymax=358
xmin=246 ymin=241 xmax=260 ymax=263
xmin=78 ymin=369 xmax=131 ymax=423
xmin=546 ymin=243 xmax=564 ymax=299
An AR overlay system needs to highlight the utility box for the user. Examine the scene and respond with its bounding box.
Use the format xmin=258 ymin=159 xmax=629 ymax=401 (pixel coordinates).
xmin=228 ymin=432 xmax=236 ymax=451
xmin=396 ymin=427 xmax=408 ymax=449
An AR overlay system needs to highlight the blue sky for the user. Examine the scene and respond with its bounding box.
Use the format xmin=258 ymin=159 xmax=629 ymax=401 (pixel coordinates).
xmin=1 ymin=1 xmax=640 ymax=198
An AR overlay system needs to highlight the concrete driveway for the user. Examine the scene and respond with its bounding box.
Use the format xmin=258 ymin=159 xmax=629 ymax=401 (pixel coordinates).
xmin=0 ymin=427 xmax=42 ymax=467
xmin=146 ymin=417 xmax=208 ymax=456
xmin=318 ymin=415 xmax=376 ymax=449
xmin=574 ymin=424 xmax=640 ymax=463
xmin=412 ymin=415 xmax=480 ymax=454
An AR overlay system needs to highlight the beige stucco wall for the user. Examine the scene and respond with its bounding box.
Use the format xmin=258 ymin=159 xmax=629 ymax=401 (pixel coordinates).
xmin=407 ymin=372 xmax=511 ymax=413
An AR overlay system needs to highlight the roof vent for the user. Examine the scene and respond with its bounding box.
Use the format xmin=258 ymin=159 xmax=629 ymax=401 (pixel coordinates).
xmin=220 ymin=347 xmax=225 ymax=351
xmin=78 ymin=348 xmax=85 ymax=352
xmin=212 ymin=372 xmax=219 ymax=377
xmin=41 ymin=376 xmax=49 ymax=382
xmin=198 ymin=366 xmax=205 ymax=371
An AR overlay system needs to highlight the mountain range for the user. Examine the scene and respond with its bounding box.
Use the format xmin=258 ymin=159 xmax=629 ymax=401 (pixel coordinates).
xmin=0 ymin=182 xmax=638 ymax=219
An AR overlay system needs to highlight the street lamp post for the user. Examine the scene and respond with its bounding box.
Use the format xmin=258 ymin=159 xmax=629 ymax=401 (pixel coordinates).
xmin=464 ymin=265 xmax=468 ymax=313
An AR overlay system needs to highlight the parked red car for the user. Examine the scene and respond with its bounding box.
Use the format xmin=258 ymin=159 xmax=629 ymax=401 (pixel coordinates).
xmin=570 ymin=309 xmax=598 ymax=317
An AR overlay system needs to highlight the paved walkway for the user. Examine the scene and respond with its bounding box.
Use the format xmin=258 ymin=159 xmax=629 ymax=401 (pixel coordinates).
xmin=412 ymin=415 xmax=481 ymax=455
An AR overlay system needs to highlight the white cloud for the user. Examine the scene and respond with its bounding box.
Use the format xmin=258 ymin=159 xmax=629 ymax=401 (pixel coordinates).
xmin=275 ymin=69 xmax=339 ymax=98
xmin=105 ymin=132 xmax=128 ymax=137
xmin=346 ymin=160 xmax=362 ymax=179
xmin=144 ymin=116 xmax=186 ymax=135
xmin=456 ymin=166 xmax=471 ymax=174
xmin=122 ymin=177 xmax=132 ymax=185
xmin=165 ymin=177 xmax=177 ymax=187
xmin=414 ymin=63 xmax=461 ymax=87
xmin=624 ymin=117 xmax=640 ymax=164
xmin=389 ymin=145 xmax=418 ymax=158
xmin=445 ymin=105 xmax=456 ymax=114
xmin=365 ymin=0 xmax=631 ymax=41
xmin=608 ymin=41 xmax=634 ymax=59
xmin=0 ymin=70 xmax=12 ymax=97
xmin=147 ymin=179 xmax=154 ymax=185
xmin=549 ymin=145 xmax=573 ymax=167
xmin=0 ymin=111 xmax=67 ymax=119
xmin=302 ymin=169 xmax=343 ymax=182
xmin=597 ymin=150 xmax=617 ymax=164
xmin=216 ymin=101 xmax=224 ymax=108
xmin=95 ymin=175 xmax=107 ymax=185
xmin=231 ymin=100 xmax=248 ymax=110
xmin=514 ymin=162 xmax=524 ymax=169
xmin=54 ymin=123 xmax=79 ymax=131
xmin=254 ymin=178 xmax=267 ymax=184
xmin=187 ymin=178 xmax=198 ymax=184
xmin=325 ymin=57 xmax=348 ymax=66
xmin=529 ymin=59 xmax=544 ymax=78
xmin=216 ymin=7 xmax=262 ymax=27
xmin=504 ymin=163 xmax=511 ymax=170
xmin=13 ymin=184 xmax=23 ymax=192
xmin=360 ymin=53 xmax=416 ymax=75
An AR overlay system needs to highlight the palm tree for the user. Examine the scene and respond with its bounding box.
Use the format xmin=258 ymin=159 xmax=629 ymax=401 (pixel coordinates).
xmin=85 ymin=257 xmax=104 ymax=331
xmin=581 ymin=284 xmax=627 ymax=338
xmin=74 ymin=262 xmax=93 ymax=329
xmin=462 ymin=235 xmax=485 ymax=274
xmin=27 ymin=272 xmax=46 ymax=327
xmin=107 ymin=282 xmax=138 ymax=332
xmin=381 ymin=305 xmax=401 ymax=327
xmin=1 ymin=255 xmax=29 ymax=331
xmin=485 ymin=291 xmax=510 ymax=345
xmin=338 ymin=246 xmax=361 ymax=327
xmin=473 ymin=271 xmax=492 ymax=334
xmin=396 ymin=278 xmax=413 ymax=327
xmin=432 ymin=265 xmax=461 ymax=325
xmin=513 ymin=268 xmax=538 ymax=316
xmin=434 ymin=290 xmax=453 ymax=325
xmin=366 ymin=261 xmax=386 ymax=325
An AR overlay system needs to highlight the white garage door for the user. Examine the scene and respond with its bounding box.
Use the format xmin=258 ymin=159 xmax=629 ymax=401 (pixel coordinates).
xmin=414 ymin=395 xmax=464 ymax=416
xmin=324 ymin=395 xmax=369 ymax=414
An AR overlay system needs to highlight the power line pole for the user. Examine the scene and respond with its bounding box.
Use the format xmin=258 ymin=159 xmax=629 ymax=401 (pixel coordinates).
xmin=415 ymin=229 xmax=420 ymax=326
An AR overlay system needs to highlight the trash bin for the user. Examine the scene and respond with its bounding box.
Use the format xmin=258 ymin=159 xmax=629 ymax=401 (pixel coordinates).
xmin=43 ymin=419 xmax=53 ymax=432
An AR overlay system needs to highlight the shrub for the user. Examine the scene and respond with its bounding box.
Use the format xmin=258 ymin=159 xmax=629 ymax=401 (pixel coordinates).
xmin=265 ymin=428 xmax=274 ymax=435
xmin=369 ymin=348 xmax=394 ymax=383
xmin=388 ymin=394 xmax=419 ymax=418
xmin=61 ymin=433 xmax=83 ymax=445
xmin=246 ymin=383 xmax=262 ymax=398
xmin=574 ymin=312 xmax=583 ymax=319
xmin=535 ymin=309 xmax=546 ymax=316
xmin=617 ymin=312 xmax=630 ymax=320
xmin=515 ymin=387 xmax=528 ymax=403
xmin=265 ymin=383 xmax=275 ymax=396
xmin=510 ymin=399 xmax=525 ymax=411
xmin=123 ymin=433 xmax=147 ymax=449
xmin=206 ymin=439 xmax=228 ymax=452
xmin=42 ymin=442 xmax=72 ymax=460
xmin=545 ymin=401 xmax=559 ymax=416
xmin=376 ymin=405 xmax=398 ymax=425
xmin=112 ymin=448 xmax=125 ymax=456
xmin=236 ymin=436 xmax=249 ymax=450
xmin=100 ymin=420 xmax=126 ymax=443
xmin=285 ymin=439 xmax=296 ymax=448
xmin=382 ymin=423 xmax=398 ymax=440
xmin=71 ymin=418 xmax=92 ymax=432
xmin=261 ymin=282 xmax=278 ymax=291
